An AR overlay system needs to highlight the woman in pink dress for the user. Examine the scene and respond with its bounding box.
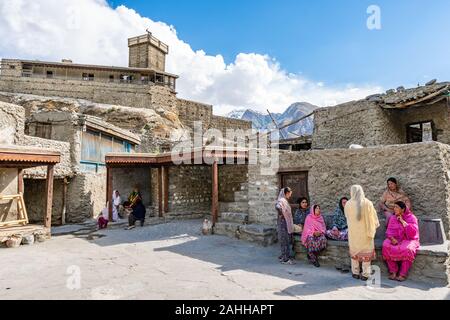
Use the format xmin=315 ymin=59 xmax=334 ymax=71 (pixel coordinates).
xmin=382 ymin=201 xmax=420 ymax=282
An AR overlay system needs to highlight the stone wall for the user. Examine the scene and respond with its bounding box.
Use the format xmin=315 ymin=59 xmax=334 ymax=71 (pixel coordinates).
xmin=0 ymin=101 xmax=25 ymax=144
xmin=312 ymin=99 xmax=450 ymax=149
xmin=248 ymin=142 xmax=450 ymax=238
xmin=21 ymin=135 xmax=73 ymax=179
xmin=111 ymin=167 xmax=152 ymax=208
xmin=312 ymin=100 xmax=402 ymax=149
xmin=168 ymin=165 xmax=212 ymax=215
xmin=66 ymin=173 xmax=106 ymax=223
xmin=390 ymin=100 xmax=450 ymax=144
xmin=219 ymin=165 xmax=248 ymax=202
xmin=0 ymin=76 xmax=153 ymax=109
xmin=210 ymin=115 xmax=252 ymax=134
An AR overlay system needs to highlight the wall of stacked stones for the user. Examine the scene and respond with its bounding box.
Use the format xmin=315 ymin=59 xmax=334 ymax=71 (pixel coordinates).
xmin=209 ymin=115 xmax=252 ymax=135
xmin=167 ymin=165 xmax=212 ymax=214
xmin=312 ymin=100 xmax=403 ymax=149
xmin=0 ymin=76 xmax=153 ymax=109
xmin=218 ymin=164 xmax=248 ymax=202
xmin=248 ymin=142 xmax=450 ymax=238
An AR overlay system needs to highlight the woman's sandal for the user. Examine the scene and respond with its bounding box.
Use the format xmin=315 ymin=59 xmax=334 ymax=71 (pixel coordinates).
xmin=396 ymin=276 xmax=407 ymax=282
xmin=352 ymin=274 xmax=360 ymax=280
xmin=388 ymin=273 xmax=397 ymax=281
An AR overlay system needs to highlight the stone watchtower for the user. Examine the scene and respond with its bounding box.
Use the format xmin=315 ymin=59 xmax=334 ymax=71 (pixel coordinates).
xmin=128 ymin=31 xmax=169 ymax=72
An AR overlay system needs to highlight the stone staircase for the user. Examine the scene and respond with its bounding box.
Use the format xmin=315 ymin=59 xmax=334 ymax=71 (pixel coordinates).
xmin=213 ymin=183 xmax=277 ymax=247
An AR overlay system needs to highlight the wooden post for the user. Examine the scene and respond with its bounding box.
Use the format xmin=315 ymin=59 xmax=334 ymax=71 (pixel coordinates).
xmin=17 ymin=169 xmax=24 ymax=194
xmin=212 ymin=160 xmax=219 ymax=224
xmin=61 ymin=178 xmax=68 ymax=225
xmin=158 ymin=167 xmax=163 ymax=217
xmin=44 ymin=165 xmax=54 ymax=229
xmin=162 ymin=166 xmax=169 ymax=214
xmin=106 ymin=167 xmax=113 ymax=221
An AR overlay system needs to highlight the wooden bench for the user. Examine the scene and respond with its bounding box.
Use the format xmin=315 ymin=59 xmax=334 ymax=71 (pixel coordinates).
xmin=294 ymin=215 xmax=450 ymax=286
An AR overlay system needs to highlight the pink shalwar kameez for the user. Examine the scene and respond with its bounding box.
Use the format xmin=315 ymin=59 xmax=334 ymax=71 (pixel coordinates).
xmin=382 ymin=208 xmax=420 ymax=277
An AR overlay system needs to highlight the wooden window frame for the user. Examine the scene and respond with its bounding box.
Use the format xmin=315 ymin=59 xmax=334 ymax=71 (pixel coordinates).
xmin=406 ymin=120 xmax=437 ymax=143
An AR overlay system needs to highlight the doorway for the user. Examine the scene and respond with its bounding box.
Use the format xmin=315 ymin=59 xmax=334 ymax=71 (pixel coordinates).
xmin=278 ymin=171 xmax=309 ymax=209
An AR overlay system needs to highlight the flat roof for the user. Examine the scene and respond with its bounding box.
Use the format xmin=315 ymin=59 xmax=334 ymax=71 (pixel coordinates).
xmin=106 ymin=147 xmax=249 ymax=166
xmin=1 ymin=59 xmax=179 ymax=78
xmin=0 ymin=145 xmax=61 ymax=168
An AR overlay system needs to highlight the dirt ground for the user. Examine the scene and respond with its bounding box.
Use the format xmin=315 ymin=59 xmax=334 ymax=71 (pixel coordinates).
xmin=0 ymin=219 xmax=449 ymax=300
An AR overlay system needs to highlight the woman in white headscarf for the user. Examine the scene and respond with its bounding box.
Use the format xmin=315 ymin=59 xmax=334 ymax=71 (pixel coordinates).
xmin=112 ymin=190 xmax=121 ymax=222
xmin=345 ymin=185 xmax=380 ymax=281
xmin=275 ymin=187 xmax=295 ymax=265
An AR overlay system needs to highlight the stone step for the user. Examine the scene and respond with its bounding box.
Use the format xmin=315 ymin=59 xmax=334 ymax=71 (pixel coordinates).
xmin=213 ymin=222 xmax=241 ymax=239
xmin=238 ymin=224 xmax=278 ymax=247
xmin=220 ymin=212 xmax=249 ymax=224
xmin=213 ymin=222 xmax=278 ymax=247
xmin=219 ymin=201 xmax=248 ymax=213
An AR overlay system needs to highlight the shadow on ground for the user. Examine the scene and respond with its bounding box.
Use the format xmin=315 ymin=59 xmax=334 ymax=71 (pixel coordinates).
xmin=52 ymin=219 xmax=447 ymax=298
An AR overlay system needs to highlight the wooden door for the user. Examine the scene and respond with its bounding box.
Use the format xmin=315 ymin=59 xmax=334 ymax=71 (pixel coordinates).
xmin=279 ymin=171 xmax=308 ymax=209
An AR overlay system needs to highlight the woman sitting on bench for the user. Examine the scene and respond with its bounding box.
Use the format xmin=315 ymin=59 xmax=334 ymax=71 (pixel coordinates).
xmin=382 ymin=201 xmax=420 ymax=282
xmin=326 ymin=197 xmax=349 ymax=241
xmin=301 ymin=204 xmax=327 ymax=267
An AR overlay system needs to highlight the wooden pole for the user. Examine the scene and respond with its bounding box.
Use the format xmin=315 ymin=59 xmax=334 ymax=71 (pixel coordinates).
xmin=17 ymin=169 xmax=24 ymax=194
xmin=106 ymin=167 xmax=113 ymax=221
xmin=162 ymin=166 xmax=169 ymax=214
xmin=211 ymin=160 xmax=219 ymax=224
xmin=44 ymin=165 xmax=54 ymax=229
xmin=61 ymin=178 xmax=68 ymax=225
xmin=17 ymin=169 xmax=24 ymax=216
xmin=158 ymin=167 xmax=163 ymax=217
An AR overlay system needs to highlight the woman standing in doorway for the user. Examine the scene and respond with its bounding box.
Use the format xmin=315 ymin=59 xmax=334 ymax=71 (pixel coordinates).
xmin=275 ymin=187 xmax=295 ymax=265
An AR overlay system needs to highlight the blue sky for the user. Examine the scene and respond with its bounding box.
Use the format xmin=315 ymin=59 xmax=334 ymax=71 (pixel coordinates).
xmin=109 ymin=0 xmax=450 ymax=89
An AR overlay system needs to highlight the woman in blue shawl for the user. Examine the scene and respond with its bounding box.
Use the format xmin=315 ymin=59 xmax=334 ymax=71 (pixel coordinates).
xmin=326 ymin=197 xmax=349 ymax=241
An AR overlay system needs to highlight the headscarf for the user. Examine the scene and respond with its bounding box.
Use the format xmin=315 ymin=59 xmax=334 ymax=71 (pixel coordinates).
xmin=332 ymin=197 xmax=348 ymax=230
xmin=386 ymin=207 xmax=420 ymax=242
xmin=301 ymin=205 xmax=326 ymax=245
xmin=113 ymin=190 xmax=121 ymax=206
xmin=351 ymin=185 xmax=365 ymax=221
xmin=276 ymin=189 xmax=294 ymax=234
xmin=348 ymin=185 xmax=379 ymax=239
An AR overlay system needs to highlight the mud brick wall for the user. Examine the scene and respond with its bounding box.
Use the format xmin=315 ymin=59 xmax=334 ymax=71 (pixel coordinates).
xmin=0 ymin=76 xmax=153 ymax=109
xmin=248 ymin=142 xmax=450 ymax=238
xmin=312 ymin=100 xmax=403 ymax=149
xmin=0 ymin=101 xmax=25 ymax=145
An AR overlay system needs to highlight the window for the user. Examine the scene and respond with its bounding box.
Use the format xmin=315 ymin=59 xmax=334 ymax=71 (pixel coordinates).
xmin=34 ymin=123 xmax=52 ymax=139
xmin=406 ymin=121 xmax=436 ymax=143
xmin=46 ymin=71 xmax=53 ymax=78
xmin=80 ymin=129 xmax=134 ymax=173
xmin=109 ymin=75 xmax=114 ymax=82
xmin=82 ymin=73 xmax=95 ymax=81
xmin=9 ymin=65 xmax=16 ymax=69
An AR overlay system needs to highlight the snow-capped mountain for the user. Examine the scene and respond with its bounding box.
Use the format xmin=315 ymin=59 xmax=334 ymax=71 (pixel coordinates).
xmin=227 ymin=102 xmax=318 ymax=138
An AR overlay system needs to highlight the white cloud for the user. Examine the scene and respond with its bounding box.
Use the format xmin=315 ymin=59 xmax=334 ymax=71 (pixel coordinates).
xmin=0 ymin=0 xmax=383 ymax=115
